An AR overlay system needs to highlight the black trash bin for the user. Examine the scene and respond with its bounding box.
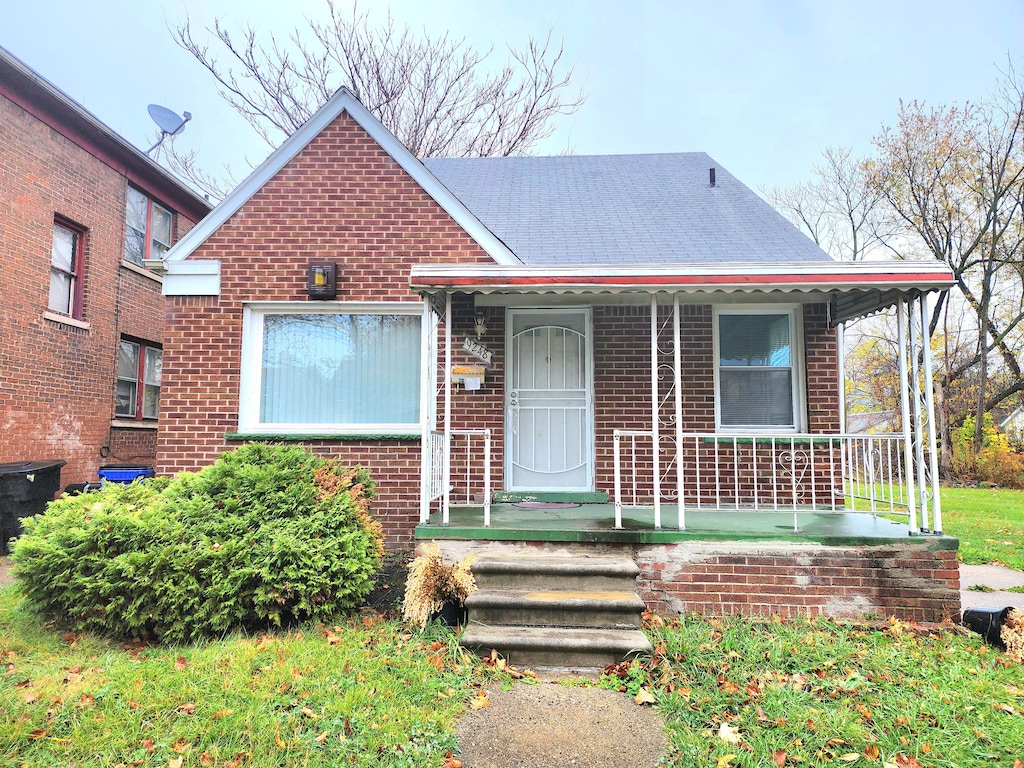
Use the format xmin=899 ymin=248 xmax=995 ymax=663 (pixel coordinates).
xmin=0 ymin=460 xmax=66 ymax=556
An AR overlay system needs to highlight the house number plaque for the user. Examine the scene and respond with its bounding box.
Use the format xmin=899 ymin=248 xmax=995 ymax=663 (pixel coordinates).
xmin=463 ymin=336 xmax=493 ymax=366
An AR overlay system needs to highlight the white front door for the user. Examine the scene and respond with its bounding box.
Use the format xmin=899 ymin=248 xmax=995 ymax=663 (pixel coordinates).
xmin=506 ymin=308 xmax=593 ymax=492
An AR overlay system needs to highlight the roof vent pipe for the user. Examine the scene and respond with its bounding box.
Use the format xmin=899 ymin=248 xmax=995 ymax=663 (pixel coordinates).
xmin=709 ymin=167 xmax=716 ymax=187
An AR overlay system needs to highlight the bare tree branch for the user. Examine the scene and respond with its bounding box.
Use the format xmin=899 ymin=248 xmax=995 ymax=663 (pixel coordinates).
xmin=166 ymin=1 xmax=584 ymax=198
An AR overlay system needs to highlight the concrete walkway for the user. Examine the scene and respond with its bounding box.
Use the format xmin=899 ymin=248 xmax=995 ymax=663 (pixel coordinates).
xmin=959 ymin=563 xmax=1024 ymax=611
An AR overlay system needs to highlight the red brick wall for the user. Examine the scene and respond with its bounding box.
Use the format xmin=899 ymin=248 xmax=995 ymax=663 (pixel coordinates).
xmin=0 ymin=92 xmax=198 ymax=488
xmin=157 ymin=113 xmax=496 ymax=545
xmin=636 ymin=540 xmax=960 ymax=622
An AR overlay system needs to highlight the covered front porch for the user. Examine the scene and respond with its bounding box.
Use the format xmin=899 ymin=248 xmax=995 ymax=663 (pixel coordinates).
xmin=411 ymin=261 xmax=956 ymax=544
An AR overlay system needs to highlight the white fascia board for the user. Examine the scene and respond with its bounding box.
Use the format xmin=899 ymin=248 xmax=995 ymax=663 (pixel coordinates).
xmin=162 ymin=260 xmax=221 ymax=296
xmin=163 ymin=87 xmax=519 ymax=267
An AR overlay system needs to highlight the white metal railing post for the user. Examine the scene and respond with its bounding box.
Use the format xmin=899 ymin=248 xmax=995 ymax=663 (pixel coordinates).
xmin=483 ymin=428 xmax=492 ymax=527
xmin=920 ymin=297 xmax=943 ymax=533
xmin=897 ymin=298 xmax=919 ymax=534
xmin=650 ymin=295 xmax=662 ymax=529
xmin=442 ymin=293 xmax=452 ymax=526
xmin=613 ymin=431 xmax=623 ymax=528
xmin=673 ymin=294 xmax=685 ymax=530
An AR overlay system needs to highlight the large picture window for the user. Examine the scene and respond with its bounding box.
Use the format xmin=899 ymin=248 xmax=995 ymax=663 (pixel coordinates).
xmin=124 ymin=187 xmax=173 ymax=265
xmin=240 ymin=303 xmax=423 ymax=434
xmin=715 ymin=308 xmax=800 ymax=429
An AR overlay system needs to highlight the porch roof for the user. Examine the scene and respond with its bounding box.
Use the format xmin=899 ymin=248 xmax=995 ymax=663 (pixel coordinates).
xmin=410 ymin=261 xmax=955 ymax=324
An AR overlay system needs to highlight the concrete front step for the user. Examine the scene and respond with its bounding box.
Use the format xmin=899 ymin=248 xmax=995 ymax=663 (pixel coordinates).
xmin=472 ymin=555 xmax=640 ymax=592
xmin=465 ymin=588 xmax=646 ymax=628
xmin=461 ymin=624 xmax=652 ymax=669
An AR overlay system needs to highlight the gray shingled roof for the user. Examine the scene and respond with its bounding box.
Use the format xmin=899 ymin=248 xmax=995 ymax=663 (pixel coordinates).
xmin=422 ymin=153 xmax=832 ymax=266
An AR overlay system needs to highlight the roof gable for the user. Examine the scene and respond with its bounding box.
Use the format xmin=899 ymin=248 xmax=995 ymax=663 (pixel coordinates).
xmin=164 ymin=87 xmax=520 ymax=265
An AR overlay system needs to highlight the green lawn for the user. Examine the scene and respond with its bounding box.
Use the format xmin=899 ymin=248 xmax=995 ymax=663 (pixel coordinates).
xmin=941 ymin=486 xmax=1024 ymax=570
xmin=3 ymin=583 xmax=1023 ymax=767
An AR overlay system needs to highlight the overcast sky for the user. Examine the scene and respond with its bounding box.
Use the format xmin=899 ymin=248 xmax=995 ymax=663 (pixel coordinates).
xmin=3 ymin=0 xmax=1022 ymax=196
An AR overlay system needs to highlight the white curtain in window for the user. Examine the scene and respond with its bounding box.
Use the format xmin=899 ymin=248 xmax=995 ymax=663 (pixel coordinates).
xmin=260 ymin=313 xmax=420 ymax=425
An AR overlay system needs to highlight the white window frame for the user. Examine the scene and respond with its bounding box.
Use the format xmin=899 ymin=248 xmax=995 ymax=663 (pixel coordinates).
xmin=239 ymin=301 xmax=424 ymax=435
xmin=713 ymin=304 xmax=805 ymax=432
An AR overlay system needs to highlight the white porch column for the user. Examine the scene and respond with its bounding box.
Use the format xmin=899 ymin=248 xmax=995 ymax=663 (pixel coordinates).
xmin=897 ymin=297 xmax=920 ymax=534
xmin=921 ymin=296 xmax=944 ymax=533
xmin=650 ymin=294 xmax=662 ymax=530
xmin=909 ymin=295 xmax=930 ymax=532
xmin=442 ymin=292 xmax=452 ymax=526
xmin=673 ymin=294 xmax=685 ymax=530
xmin=419 ymin=297 xmax=433 ymax=524
xmin=837 ymin=322 xmax=847 ymax=432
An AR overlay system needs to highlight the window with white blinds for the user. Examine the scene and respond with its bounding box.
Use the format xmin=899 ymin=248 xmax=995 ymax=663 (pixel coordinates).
xmin=716 ymin=308 xmax=800 ymax=429
xmin=239 ymin=303 xmax=422 ymax=434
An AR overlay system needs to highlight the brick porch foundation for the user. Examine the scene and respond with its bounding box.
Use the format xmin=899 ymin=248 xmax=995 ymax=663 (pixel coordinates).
xmin=429 ymin=538 xmax=961 ymax=623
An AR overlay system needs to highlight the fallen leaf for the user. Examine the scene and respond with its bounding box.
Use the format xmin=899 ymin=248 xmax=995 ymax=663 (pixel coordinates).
xmin=168 ymin=758 xmax=184 ymax=768
xmin=892 ymin=756 xmax=924 ymax=768
xmin=773 ymin=748 xmax=787 ymax=767
xmin=839 ymin=753 xmax=861 ymax=762
xmin=174 ymin=656 xmax=189 ymax=671
xmin=29 ymin=729 xmax=47 ymax=740
xmin=468 ymin=691 xmax=491 ymax=710
xmin=634 ymin=687 xmax=657 ymax=705
xmin=865 ymin=745 xmax=880 ymax=761
xmin=995 ymin=702 xmax=1018 ymax=715
xmin=718 ymin=721 xmax=741 ymax=745
xmin=716 ymin=754 xmax=737 ymax=768
xmin=314 ymin=731 xmax=329 ymax=744
xmin=274 ymin=730 xmax=287 ymax=749
xmin=200 ymin=753 xmax=214 ymax=766
xmin=141 ymin=739 xmax=155 ymax=752
xmin=212 ymin=709 xmax=234 ymax=719
xmin=172 ymin=739 xmax=189 ymax=753
xmin=178 ymin=702 xmax=196 ymax=715
xmin=301 ymin=706 xmax=316 ymax=718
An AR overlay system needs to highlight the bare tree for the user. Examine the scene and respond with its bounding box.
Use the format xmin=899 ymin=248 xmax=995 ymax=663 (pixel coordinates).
xmin=871 ymin=63 xmax=1024 ymax=451
xmin=164 ymin=1 xmax=584 ymax=199
xmin=764 ymin=145 xmax=889 ymax=262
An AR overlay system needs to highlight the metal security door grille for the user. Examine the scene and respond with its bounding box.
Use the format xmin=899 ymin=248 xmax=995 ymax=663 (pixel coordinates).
xmin=507 ymin=310 xmax=592 ymax=491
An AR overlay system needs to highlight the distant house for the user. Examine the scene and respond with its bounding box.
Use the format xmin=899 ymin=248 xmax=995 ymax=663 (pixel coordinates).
xmin=157 ymin=87 xmax=960 ymax=623
xmin=0 ymin=46 xmax=212 ymax=487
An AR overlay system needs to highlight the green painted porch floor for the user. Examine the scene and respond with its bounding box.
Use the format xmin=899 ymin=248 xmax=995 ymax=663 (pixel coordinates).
xmin=416 ymin=503 xmax=958 ymax=547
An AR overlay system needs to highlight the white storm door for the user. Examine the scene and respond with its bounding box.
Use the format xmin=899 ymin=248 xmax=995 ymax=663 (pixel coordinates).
xmin=506 ymin=308 xmax=593 ymax=492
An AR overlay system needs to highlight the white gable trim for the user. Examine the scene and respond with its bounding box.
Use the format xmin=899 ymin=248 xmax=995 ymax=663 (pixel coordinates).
xmin=161 ymin=259 xmax=221 ymax=296
xmin=162 ymin=87 xmax=520 ymax=272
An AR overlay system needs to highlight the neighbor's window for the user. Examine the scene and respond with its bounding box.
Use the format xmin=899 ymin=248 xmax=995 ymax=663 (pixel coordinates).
xmin=49 ymin=218 xmax=85 ymax=318
xmin=240 ymin=303 xmax=422 ymax=434
xmin=124 ymin=187 xmax=173 ymax=265
xmin=117 ymin=339 xmax=162 ymax=419
xmin=716 ymin=309 xmax=799 ymax=429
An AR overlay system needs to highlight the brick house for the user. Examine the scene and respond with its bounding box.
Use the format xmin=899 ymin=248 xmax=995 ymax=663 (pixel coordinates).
xmin=0 ymin=47 xmax=212 ymax=488
xmin=159 ymin=86 xmax=961 ymax=623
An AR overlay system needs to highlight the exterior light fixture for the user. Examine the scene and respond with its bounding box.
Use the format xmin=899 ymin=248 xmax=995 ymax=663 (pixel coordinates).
xmin=307 ymin=263 xmax=337 ymax=299
xmin=474 ymin=309 xmax=488 ymax=339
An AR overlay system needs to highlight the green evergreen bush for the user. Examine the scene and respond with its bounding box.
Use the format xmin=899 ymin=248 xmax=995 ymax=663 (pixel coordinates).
xmin=11 ymin=444 xmax=383 ymax=642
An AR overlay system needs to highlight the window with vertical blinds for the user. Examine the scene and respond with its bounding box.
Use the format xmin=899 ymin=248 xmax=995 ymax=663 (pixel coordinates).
xmin=240 ymin=304 xmax=422 ymax=434
xmin=716 ymin=310 xmax=798 ymax=428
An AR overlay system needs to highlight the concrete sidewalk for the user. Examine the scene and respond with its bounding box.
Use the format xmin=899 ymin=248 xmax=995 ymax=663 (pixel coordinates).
xmin=959 ymin=563 xmax=1024 ymax=612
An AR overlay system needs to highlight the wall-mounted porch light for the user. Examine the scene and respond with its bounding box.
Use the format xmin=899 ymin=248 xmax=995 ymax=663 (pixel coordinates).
xmin=307 ymin=263 xmax=337 ymax=299
xmin=474 ymin=308 xmax=488 ymax=339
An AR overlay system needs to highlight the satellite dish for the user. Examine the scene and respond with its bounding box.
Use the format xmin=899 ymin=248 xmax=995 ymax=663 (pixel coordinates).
xmin=145 ymin=104 xmax=192 ymax=155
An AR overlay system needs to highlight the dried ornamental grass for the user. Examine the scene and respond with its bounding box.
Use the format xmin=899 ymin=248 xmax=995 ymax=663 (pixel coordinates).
xmin=1001 ymin=608 xmax=1024 ymax=662
xmin=403 ymin=543 xmax=477 ymax=629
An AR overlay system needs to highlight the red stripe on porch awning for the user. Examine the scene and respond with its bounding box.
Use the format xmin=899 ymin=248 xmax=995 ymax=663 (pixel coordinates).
xmin=409 ymin=262 xmax=956 ymax=294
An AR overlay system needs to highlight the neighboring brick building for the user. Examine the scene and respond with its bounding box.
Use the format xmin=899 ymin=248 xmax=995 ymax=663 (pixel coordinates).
xmin=0 ymin=47 xmax=212 ymax=488
xmin=159 ymin=86 xmax=959 ymax=619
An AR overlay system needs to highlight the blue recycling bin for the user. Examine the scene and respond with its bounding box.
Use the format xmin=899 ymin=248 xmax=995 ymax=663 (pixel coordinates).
xmin=97 ymin=466 xmax=155 ymax=484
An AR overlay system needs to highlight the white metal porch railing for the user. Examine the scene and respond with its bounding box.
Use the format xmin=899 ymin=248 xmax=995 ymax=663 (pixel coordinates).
xmin=614 ymin=430 xmax=919 ymax=532
xmin=424 ymin=428 xmax=491 ymax=527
